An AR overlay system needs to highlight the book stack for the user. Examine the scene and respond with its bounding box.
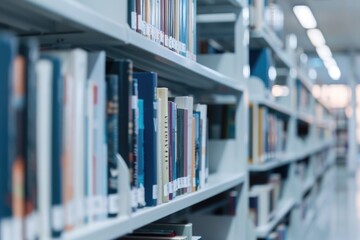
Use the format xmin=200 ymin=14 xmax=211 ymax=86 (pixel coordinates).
xmin=128 ymin=0 xmax=197 ymax=60
xmin=249 ymin=106 xmax=287 ymax=164
xmin=0 ymin=32 xmax=208 ymax=239
xmin=120 ymin=222 xmax=201 ymax=240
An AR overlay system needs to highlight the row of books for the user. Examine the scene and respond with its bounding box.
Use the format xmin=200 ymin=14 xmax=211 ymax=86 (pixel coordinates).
xmin=128 ymin=0 xmax=197 ymax=60
xmin=119 ymin=222 xmax=201 ymax=240
xmin=0 ymin=32 xmax=208 ymax=239
xmin=249 ymin=105 xmax=287 ymax=164
xmin=249 ymin=173 xmax=282 ymax=227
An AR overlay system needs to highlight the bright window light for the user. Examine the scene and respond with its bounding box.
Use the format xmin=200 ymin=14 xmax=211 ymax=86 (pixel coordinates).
xmin=328 ymin=66 xmax=341 ymax=80
xmin=293 ymin=5 xmax=317 ymax=29
xmin=316 ymin=45 xmax=332 ymax=60
xmin=307 ymin=29 xmax=325 ymax=47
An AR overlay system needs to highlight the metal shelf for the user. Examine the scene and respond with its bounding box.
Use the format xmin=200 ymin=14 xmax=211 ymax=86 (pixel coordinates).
xmin=0 ymin=0 xmax=245 ymax=95
xmin=251 ymin=97 xmax=294 ymax=117
xmin=63 ymin=172 xmax=246 ymax=240
xmin=250 ymin=26 xmax=293 ymax=68
xmin=255 ymin=199 xmax=296 ymax=238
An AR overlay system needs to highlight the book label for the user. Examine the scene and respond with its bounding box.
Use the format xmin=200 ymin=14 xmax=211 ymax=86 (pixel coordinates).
xmin=25 ymin=211 xmax=39 ymax=240
xmin=108 ymin=194 xmax=120 ymax=214
xmin=163 ymin=184 xmax=169 ymax=197
xmin=165 ymin=35 xmax=169 ymax=47
xmin=131 ymin=188 xmax=138 ymax=209
xmin=12 ymin=217 xmax=22 ymax=240
xmin=152 ymin=185 xmax=158 ymax=200
xmin=93 ymin=195 xmax=104 ymax=216
xmin=169 ymin=181 xmax=173 ymax=194
xmin=75 ymin=198 xmax=85 ymax=223
xmin=131 ymin=12 xmax=137 ymax=29
xmin=146 ymin=23 xmax=151 ymax=38
xmin=138 ymin=185 xmax=145 ymax=206
xmin=187 ymin=176 xmax=191 ymax=188
xmin=138 ymin=15 xmax=143 ymax=33
xmin=160 ymin=31 xmax=164 ymax=45
xmin=174 ymin=179 xmax=178 ymax=192
xmin=0 ymin=219 xmax=12 ymax=240
xmin=65 ymin=200 xmax=76 ymax=226
xmin=51 ymin=205 xmax=64 ymax=231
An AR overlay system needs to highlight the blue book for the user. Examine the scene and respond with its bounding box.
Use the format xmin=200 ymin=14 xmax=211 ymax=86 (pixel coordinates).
xmin=0 ymin=32 xmax=17 ymax=232
xmin=41 ymin=55 xmax=63 ymax=237
xmin=193 ymin=111 xmax=201 ymax=191
xmin=137 ymin=99 xmax=145 ymax=208
xmin=105 ymin=74 xmax=119 ymax=218
xmin=249 ymin=48 xmax=273 ymax=89
xmin=134 ymin=72 xmax=158 ymax=207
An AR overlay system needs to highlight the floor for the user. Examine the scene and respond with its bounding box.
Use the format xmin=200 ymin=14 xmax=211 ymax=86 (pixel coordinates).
xmin=306 ymin=165 xmax=360 ymax=240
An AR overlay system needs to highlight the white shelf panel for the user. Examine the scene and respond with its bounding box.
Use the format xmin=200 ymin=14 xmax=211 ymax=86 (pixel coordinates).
xmin=63 ymin=172 xmax=246 ymax=240
xmin=255 ymin=199 xmax=296 ymax=238
xmin=198 ymin=0 xmax=245 ymax=10
xmin=297 ymin=111 xmax=315 ymax=125
xmin=0 ymin=0 xmax=245 ymax=94
xmin=303 ymin=210 xmax=315 ymax=234
xmin=250 ymin=26 xmax=293 ymax=68
xmin=251 ymin=97 xmax=294 ymax=117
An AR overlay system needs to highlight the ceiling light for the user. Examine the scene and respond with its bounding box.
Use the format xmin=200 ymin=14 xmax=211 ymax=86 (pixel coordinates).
xmin=307 ymin=29 xmax=325 ymax=47
xmin=309 ymin=68 xmax=317 ymax=80
xmin=293 ymin=5 xmax=317 ymax=29
xmin=316 ymin=45 xmax=332 ymax=60
xmin=323 ymin=58 xmax=337 ymax=69
xmin=268 ymin=66 xmax=277 ymax=81
xmin=328 ymin=66 xmax=341 ymax=80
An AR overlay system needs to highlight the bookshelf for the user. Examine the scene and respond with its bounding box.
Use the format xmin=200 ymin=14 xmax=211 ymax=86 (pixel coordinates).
xmin=0 ymin=0 xmax=336 ymax=240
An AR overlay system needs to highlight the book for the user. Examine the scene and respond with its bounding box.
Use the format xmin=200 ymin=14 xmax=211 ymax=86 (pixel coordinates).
xmin=157 ymin=88 xmax=170 ymax=203
xmin=156 ymin=97 xmax=163 ymax=204
xmin=249 ymin=48 xmax=274 ymax=90
xmin=36 ymin=59 xmax=53 ymax=240
xmin=86 ymin=51 xmax=107 ymax=221
xmin=40 ymin=55 xmax=64 ymax=238
xmin=106 ymin=75 xmax=119 ymax=218
xmin=168 ymin=101 xmax=177 ymax=200
xmin=137 ymin=99 xmax=146 ymax=208
xmin=194 ymin=104 xmax=207 ymax=189
xmin=12 ymin=54 xmax=26 ymax=240
xmin=106 ymin=60 xmax=135 ymax=210
xmin=174 ymin=97 xmax=193 ymax=193
xmin=134 ymin=72 xmax=158 ymax=207
xmin=176 ymin=108 xmax=185 ymax=196
xmin=131 ymin=78 xmax=139 ymax=210
xmin=249 ymin=184 xmax=273 ymax=226
xmin=20 ymin=38 xmax=40 ymax=240
xmin=143 ymin=223 xmax=193 ymax=240
xmin=0 ymin=32 xmax=17 ymax=240
xmin=193 ymin=112 xmax=201 ymax=191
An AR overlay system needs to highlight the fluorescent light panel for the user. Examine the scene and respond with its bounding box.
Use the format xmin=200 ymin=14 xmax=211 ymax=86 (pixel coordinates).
xmin=328 ymin=66 xmax=341 ymax=80
xmin=307 ymin=29 xmax=325 ymax=47
xmin=316 ymin=45 xmax=332 ymax=60
xmin=293 ymin=5 xmax=317 ymax=29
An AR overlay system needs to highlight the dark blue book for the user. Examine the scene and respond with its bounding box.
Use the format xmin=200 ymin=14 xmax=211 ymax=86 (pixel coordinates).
xmin=41 ymin=55 xmax=63 ymax=237
xmin=137 ymin=99 xmax=145 ymax=208
xmin=193 ymin=111 xmax=201 ymax=191
xmin=176 ymin=108 xmax=185 ymax=196
xmin=20 ymin=38 xmax=39 ymax=237
xmin=106 ymin=60 xmax=135 ymax=200
xmin=131 ymin=78 xmax=139 ymax=211
xmin=249 ymin=48 xmax=273 ymax=89
xmin=134 ymin=72 xmax=158 ymax=207
xmin=105 ymin=74 xmax=119 ymax=218
xmin=0 ymin=32 xmax=17 ymax=234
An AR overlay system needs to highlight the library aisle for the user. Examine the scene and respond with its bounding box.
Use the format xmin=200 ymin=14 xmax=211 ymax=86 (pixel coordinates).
xmin=307 ymin=166 xmax=360 ymax=240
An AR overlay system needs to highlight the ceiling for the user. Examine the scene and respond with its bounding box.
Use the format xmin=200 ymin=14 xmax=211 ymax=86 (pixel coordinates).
xmin=277 ymin=0 xmax=360 ymax=84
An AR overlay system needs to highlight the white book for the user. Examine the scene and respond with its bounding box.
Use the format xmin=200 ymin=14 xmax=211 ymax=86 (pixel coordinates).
xmin=194 ymin=104 xmax=207 ymax=190
xmin=46 ymin=49 xmax=88 ymax=227
xmin=36 ymin=60 xmax=52 ymax=240
xmin=86 ymin=52 xmax=107 ymax=220
xmin=156 ymin=98 xmax=163 ymax=205
xmin=157 ymin=88 xmax=170 ymax=203
xmin=175 ymin=96 xmax=194 ymax=193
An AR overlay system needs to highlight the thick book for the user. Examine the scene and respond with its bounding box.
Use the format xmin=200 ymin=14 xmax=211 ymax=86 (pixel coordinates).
xmin=87 ymin=51 xmax=107 ymax=221
xmin=174 ymin=97 xmax=193 ymax=193
xmin=36 ymin=59 xmax=53 ymax=240
xmin=157 ymin=88 xmax=170 ymax=203
xmin=194 ymin=104 xmax=207 ymax=189
xmin=46 ymin=49 xmax=88 ymax=229
xmin=137 ymin=99 xmax=146 ymax=208
xmin=20 ymin=38 xmax=40 ymax=240
xmin=41 ymin=55 xmax=63 ymax=238
xmin=134 ymin=72 xmax=158 ymax=207
xmin=106 ymin=60 xmax=135 ymax=208
xmin=106 ymin=74 xmax=119 ymax=218
xmin=0 ymin=32 xmax=17 ymax=240
xmin=12 ymin=55 xmax=26 ymax=240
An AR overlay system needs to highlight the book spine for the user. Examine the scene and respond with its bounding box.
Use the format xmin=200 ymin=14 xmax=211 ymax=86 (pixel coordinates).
xmin=192 ymin=116 xmax=196 ymax=192
xmin=176 ymin=109 xmax=184 ymax=196
xmin=129 ymin=0 xmax=137 ymax=30
xmin=20 ymin=39 xmax=40 ymax=239
xmin=137 ymin=99 xmax=145 ymax=208
xmin=106 ymin=75 xmax=119 ymax=218
xmin=194 ymin=112 xmax=201 ymax=191
xmin=156 ymin=97 xmax=163 ymax=204
xmin=183 ymin=109 xmax=188 ymax=194
xmin=168 ymin=102 xmax=173 ymax=201
xmin=131 ymin=78 xmax=139 ymax=211
xmin=172 ymin=103 xmax=177 ymax=199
